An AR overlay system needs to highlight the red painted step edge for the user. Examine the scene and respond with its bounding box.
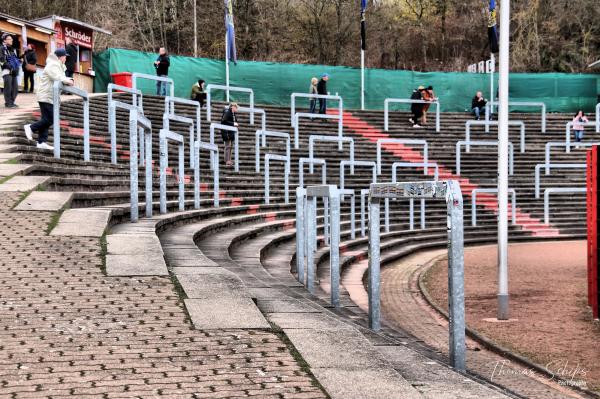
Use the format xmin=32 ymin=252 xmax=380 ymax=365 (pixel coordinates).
xmin=330 ymin=110 xmax=560 ymax=237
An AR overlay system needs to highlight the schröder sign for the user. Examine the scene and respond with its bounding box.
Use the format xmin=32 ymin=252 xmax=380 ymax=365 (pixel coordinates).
xmin=64 ymin=26 xmax=92 ymax=48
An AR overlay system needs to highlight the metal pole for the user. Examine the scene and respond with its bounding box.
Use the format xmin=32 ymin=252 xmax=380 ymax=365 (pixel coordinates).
xmin=330 ymin=192 xmax=341 ymax=308
xmin=368 ymin=197 xmax=381 ymax=331
xmin=159 ymin=136 xmax=167 ymax=214
xmin=296 ymin=188 xmax=305 ymax=284
xmin=361 ymin=49 xmax=365 ymax=110
xmin=178 ymin=142 xmax=185 ymax=211
xmin=145 ymin=131 xmax=153 ymax=218
xmin=306 ymin=197 xmax=316 ymax=293
xmin=225 ymin=30 xmax=230 ymax=102
xmin=129 ymin=111 xmax=139 ymax=222
xmin=490 ymin=53 xmax=495 ymax=115
xmin=497 ymin=0 xmax=510 ymax=320
xmin=193 ymin=0 xmax=198 ymax=58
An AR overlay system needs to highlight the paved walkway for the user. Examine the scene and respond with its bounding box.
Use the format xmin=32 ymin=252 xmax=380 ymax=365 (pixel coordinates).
xmin=0 ymin=192 xmax=325 ymax=398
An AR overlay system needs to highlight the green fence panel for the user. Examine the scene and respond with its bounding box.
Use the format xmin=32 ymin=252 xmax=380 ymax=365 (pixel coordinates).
xmin=93 ymin=48 xmax=599 ymax=113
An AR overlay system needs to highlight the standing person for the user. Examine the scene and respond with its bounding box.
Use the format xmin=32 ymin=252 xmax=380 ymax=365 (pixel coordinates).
xmin=572 ymin=110 xmax=589 ymax=143
xmin=471 ymin=91 xmax=487 ymax=120
xmin=409 ymin=86 xmax=424 ymax=128
xmin=1 ymin=33 xmax=20 ymax=108
xmin=22 ymin=44 xmax=37 ymax=93
xmin=220 ymin=102 xmax=239 ymax=168
xmin=190 ymin=79 xmax=206 ymax=107
xmin=64 ymin=37 xmax=77 ymax=78
xmin=317 ymin=73 xmax=329 ymax=114
xmin=23 ymin=48 xmax=74 ymax=150
xmin=308 ymin=77 xmax=318 ymax=114
xmin=421 ymin=85 xmax=437 ymax=125
xmin=154 ymin=47 xmax=170 ymax=96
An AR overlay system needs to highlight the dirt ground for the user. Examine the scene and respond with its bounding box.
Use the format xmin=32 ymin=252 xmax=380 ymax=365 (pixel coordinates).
xmin=423 ymin=241 xmax=600 ymax=392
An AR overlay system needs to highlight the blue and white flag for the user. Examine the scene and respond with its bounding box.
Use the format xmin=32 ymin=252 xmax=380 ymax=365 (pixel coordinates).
xmin=224 ymin=0 xmax=237 ymax=64
xmin=488 ymin=0 xmax=499 ymax=53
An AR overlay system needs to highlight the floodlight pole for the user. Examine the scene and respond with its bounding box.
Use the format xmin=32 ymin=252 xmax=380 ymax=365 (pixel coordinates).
xmin=497 ymin=0 xmax=510 ymax=320
xmin=193 ymin=0 xmax=198 ymax=58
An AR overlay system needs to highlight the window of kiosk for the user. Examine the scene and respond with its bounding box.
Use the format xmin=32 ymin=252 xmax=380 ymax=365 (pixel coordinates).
xmin=79 ymin=47 xmax=91 ymax=74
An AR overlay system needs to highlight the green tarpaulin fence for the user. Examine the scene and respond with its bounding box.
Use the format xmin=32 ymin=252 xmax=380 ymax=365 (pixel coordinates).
xmin=93 ymin=48 xmax=599 ymax=113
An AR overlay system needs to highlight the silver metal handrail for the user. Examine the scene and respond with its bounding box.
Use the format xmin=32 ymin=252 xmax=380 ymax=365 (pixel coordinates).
xmin=107 ymin=84 xmax=143 ymax=165
xmin=206 ymin=84 xmax=254 ymax=124
xmin=308 ymin=135 xmax=354 ymax=174
xmin=534 ymin=163 xmax=586 ymax=198
xmin=544 ymin=187 xmax=585 ymax=224
xmin=193 ymin=140 xmax=220 ymax=208
xmin=164 ymin=96 xmax=202 ymax=168
xmin=564 ymin=121 xmax=597 ymax=153
xmin=465 ymin=120 xmax=525 ymax=153
xmin=376 ymin=138 xmax=428 ymax=175
xmin=485 ymin=101 xmax=546 ymax=133
xmin=238 ymin=106 xmax=266 ymax=131
xmin=159 ymin=129 xmax=185 ymax=214
xmin=471 ymin=188 xmax=516 ymax=226
xmin=131 ymin=72 xmax=174 ymax=98
xmin=456 ymin=140 xmax=514 ymax=175
xmin=255 ymin=130 xmax=290 ymax=173
xmin=384 ymin=98 xmax=440 ymax=132
xmin=291 ymin=93 xmax=343 ymax=127
xmin=545 ymin=141 xmax=600 ymax=175
xmin=339 ymin=160 xmax=376 ymax=199
xmin=52 ymin=81 xmax=90 ymax=161
xmin=127 ymin=109 xmax=152 ymax=222
xmin=209 ymin=123 xmax=239 ymax=172
xmin=294 ymin=112 xmax=343 ymax=150
xmin=299 ymin=158 xmax=326 ymax=188
xmin=264 ymin=153 xmax=290 ymax=205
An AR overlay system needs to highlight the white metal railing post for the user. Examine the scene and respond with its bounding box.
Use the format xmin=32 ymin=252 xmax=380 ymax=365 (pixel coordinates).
xmin=471 ymin=188 xmax=516 ymax=227
xmin=294 ymin=112 xmax=344 ymax=150
xmin=465 ymin=120 xmax=526 ymax=153
xmin=264 ymin=154 xmax=290 ymax=205
xmin=255 ymin=130 xmax=291 ymax=173
xmin=295 ymin=187 xmax=306 ymax=284
xmin=376 ymin=139 xmax=428 ymax=175
xmin=194 ymin=140 xmax=220 ymax=208
xmin=339 ymin=160 xmax=376 ymax=201
xmin=159 ymin=129 xmax=185 ymax=214
xmin=565 ymin=121 xmax=597 ymax=153
xmin=535 ymin=163 xmax=586 ymax=199
xmin=339 ymin=189 xmax=356 ymax=239
xmin=209 ymin=123 xmax=239 ymax=172
xmin=238 ymin=106 xmax=266 ymax=131
xmin=544 ymin=187 xmax=586 ymax=224
xmin=299 ymin=158 xmax=326 ymax=188
xmin=486 ymin=101 xmax=546 ymax=133
xmin=131 ymin=72 xmax=174 ymax=98
xmin=308 ymin=135 xmax=354 ymax=174
xmin=164 ymin=96 xmax=203 ymax=168
xmin=107 ymin=84 xmax=144 ymax=165
xmin=206 ymin=84 xmax=254 ymax=124
xmin=290 ymin=93 xmax=343 ymax=127
xmin=456 ymin=140 xmax=514 ymax=175
xmin=52 ymin=81 xmax=90 ymax=161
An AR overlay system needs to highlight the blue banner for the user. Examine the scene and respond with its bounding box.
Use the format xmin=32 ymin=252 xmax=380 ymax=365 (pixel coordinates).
xmin=224 ymin=0 xmax=237 ymax=64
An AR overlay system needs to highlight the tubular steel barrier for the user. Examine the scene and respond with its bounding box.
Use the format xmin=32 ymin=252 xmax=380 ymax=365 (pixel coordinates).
xmin=360 ymin=189 xmax=370 ymax=237
xmin=535 ymin=163 xmax=586 ymax=199
xmin=238 ymin=106 xmax=266 ymax=131
xmin=206 ymin=84 xmax=254 ymax=124
xmin=193 ymin=141 xmax=220 ymax=208
xmin=296 ymin=187 xmax=307 ymax=285
xmin=309 ymin=135 xmax=354 ymax=174
xmin=384 ymin=162 xmax=440 ymax=233
xmin=471 ymin=188 xmax=516 ymax=227
xmin=384 ymin=98 xmax=440 ymax=132
xmin=209 ymin=123 xmax=239 ymax=172
xmin=339 ymin=160 xmax=376 ymax=200
xmin=456 ymin=140 xmax=514 ymax=175
xmin=297 ymin=185 xmax=342 ymax=307
xmin=164 ymin=96 xmax=202 ymax=168
xmin=159 ymin=129 xmax=185 ymax=214
xmin=264 ymin=153 xmax=290 ymax=205
xmin=127 ymin=109 xmax=153 ymax=222
xmin=465 ymin=120 xmax=526 ymax=153
xmin=108 ymin=99 xmax=146 ymax=168
xmin=294 ymin=112 xmax=343 ymax=150
xmin=132 ymin=72 xmax=174 ymax=98
xmin=52 ymin=81 xmax=90 ymax=161
xmin=485 ymin=101 xmax=546 ymax=133
xmin=367 ymin=180 xmax=465 ymax=371
xmin=340 ymin=189 xmax=357 ymax=240
xmin=299 ymin=158 xmax=326 ymax=188
xmin=255 ymin=130 xmax=290 ymax=173
xmin=597 ymin=103 xmax=600 ymax=133
xmin=545 ymin=142 xmax=600 ymax=175
xmin=107 ymin=84 xmax=144 ymax=165
xmin=290 ymin=93 xmax=343 ymax=127
xmin=376 ymin=139 xmax=428 ymax=175
xmin=565 ymin=121 xmax=597 ymax=153
xmin=544 ymin=187 xmax=586 ymax=224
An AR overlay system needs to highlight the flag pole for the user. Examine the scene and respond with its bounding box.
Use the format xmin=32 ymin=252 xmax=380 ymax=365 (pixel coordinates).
xmin=497 ymin=0 xmax=510 ymax=320
xmin=225 ymin=29 xmax=230 ymax=102
xmin=361 ymin=50 xmax=365 ymax=110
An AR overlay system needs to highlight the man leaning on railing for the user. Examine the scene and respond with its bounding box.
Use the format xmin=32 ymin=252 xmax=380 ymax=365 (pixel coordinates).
xmin=24 ymin=48 xmax=74 ymax=151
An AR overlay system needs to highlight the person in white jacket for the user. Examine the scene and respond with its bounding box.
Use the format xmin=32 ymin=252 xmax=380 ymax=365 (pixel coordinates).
xmin=24 ymin=48 xmax=74 ymax=150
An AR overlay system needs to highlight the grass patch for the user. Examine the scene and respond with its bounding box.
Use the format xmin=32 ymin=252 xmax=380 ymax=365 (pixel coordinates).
xmin=99 ymin=233 xmax=108 ymax=274
xmin=269 ymin=321 xmax=331 ymax=398
xmin=10 ymin=190 xmax=31 ymax=210
xmin=0 ymin=175 xmax=13 ymax=185
xmin=3 ymin=158 xmax=19 ymax=164
xmin=45 ymin=207 xmax=66 ymax=235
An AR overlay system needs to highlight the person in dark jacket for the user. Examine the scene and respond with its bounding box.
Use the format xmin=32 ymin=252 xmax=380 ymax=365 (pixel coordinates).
xmin=1 ymin=33 xmax=20 ymax=108
xmin=154 ymin=47 xmax=170 ymax=96
xmin=190 ymin=79 xmax=206 ymax=107
xmin=471 ymin=91 xmax=487 ymax=120
xmin=316 ymin=73 xmax=329 ymax=114
xmin=64 ymin=37 xmax=77 ymax=78
xmin=22 ymin=44 xmax=37 ymax=93
xmin=220 ymin=102 xmax=239 ymax=167
xmin=409 ymin=86 xmax=425 ymax=128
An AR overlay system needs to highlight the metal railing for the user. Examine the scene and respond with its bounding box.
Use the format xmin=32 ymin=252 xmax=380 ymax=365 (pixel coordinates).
xmin=544 ymin=187 xmax=586 ymax=224
xmin=159 ymin=129 xmax=185 ymax=214
xmin=456 ymin=140 xmax=514 ymax=175
xmin=376 ymin=138 xmax=428 ymax=175
xmin=339 ymin=160 xmax=376 ymax=199
xmin=107 ymin=84 xmax=143 ymax=165
xmin=384 ymin=98 xmax=440 ymax=132
xmin=294 ymin=112 xmax=343 ymax=150
xmin=545 ymin=141 xmax=600 ymax=174
xmin=465 ymin=120 xmax=525 ymax=153
xmin=471 ymin=188 xmax=516 ymax=227
xmin=308 ymin=135 xmax=354 ymax=174
xmin=255 ymin=130 xmax=290 ymax=173
xmin=340 ymin=189 xmax=356 ymax=240
xmin=384 ymin=161 xmax=440 ymax=233
xmin=535 ymin=163 xmax=586 ymax=199
xmin=290 ymin=93 xmax=343 ymax=128
xmin=206 ymin=84 xmax=254 ymax=124
xmin=296 ymin=185 xmax=342 ymax=307
xmin=367 ymin=180 xmax=465 ymax=371
xmin=485 ymin=101 xmax=546 ymax=133
xmin=209 ymin=123 xmax=239 ymax=172
xmin=238 ymin=106 xmax=266 ymax=131
xmin=164 ymin=96 xmax=202 ymax=168
xmin=131 ymin=72 xmax=174 ymax=98
xmin=565 ymin=121 xmax=597 ymax=153
xmin=264 ymin=154 xmax=290 ymax=205
xmin=193 ymin=140 xmax=220 ymax=208
xmin=52 ymin=81 xmax=90 ymax=161
xmin=127 ymin=109 xmax=153 ymax=222
xmin=597 ymin=103 xmax=600 ymax=133
xmin=298 ymin=157 xmax=326 ymax=188
xmin=360 ymin=189 xmax=370 ymax=237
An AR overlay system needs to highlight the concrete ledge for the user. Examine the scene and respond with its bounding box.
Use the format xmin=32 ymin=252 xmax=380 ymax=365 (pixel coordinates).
xmin=50 ymin=208 xmax=111 ymax=237
xmin=0 ymin=163 xmax=31 ymax=177
xmin=14 ymin=191 xmax=73 ymax=211
xmin=0 ymin=175 xmax=48 ymax=192
xmin=185 ymin=296 xmax=270 ymax=329
xmin=106 ymin=232 xmax=168 ymax=276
